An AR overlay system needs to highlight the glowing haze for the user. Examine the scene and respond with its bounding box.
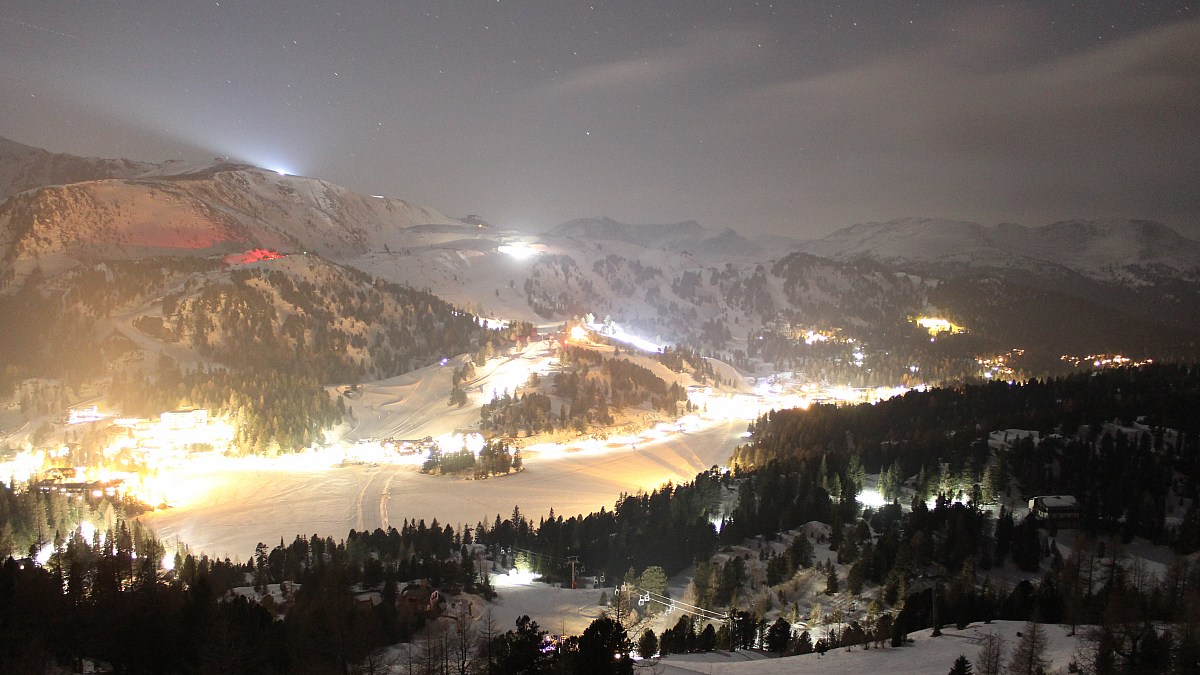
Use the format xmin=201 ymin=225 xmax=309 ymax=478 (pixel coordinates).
xmin=1 ymin=2 xmax=1197 ymax=238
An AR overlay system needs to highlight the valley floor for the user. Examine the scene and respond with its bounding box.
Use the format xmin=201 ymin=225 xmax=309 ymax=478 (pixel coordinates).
xmin=139 ymin=418 xmax=744 ymax=560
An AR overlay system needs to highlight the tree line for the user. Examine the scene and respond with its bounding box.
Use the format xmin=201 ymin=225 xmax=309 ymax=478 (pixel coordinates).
xmin=109 ymin=362 xmax=345 ymax=454
xmin=421 ymin=439 xmax=522 ymax=478
xmin=0 ymin=488 xmax=647 ymax=674
xmin=166 ymin=261 xmax=502 ymax=384
xmin=479 ymin=346 xmax=690 ymax=437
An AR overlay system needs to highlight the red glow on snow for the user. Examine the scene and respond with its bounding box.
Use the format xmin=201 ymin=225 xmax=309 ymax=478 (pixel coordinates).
xmin=225 ymin=248 xmax=286 ymax=265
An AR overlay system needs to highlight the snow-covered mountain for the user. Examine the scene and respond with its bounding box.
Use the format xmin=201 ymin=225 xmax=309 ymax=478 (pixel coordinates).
xmin=550 ymin=216 xmax=705 ymax=244
xmin=549 ymin=216 xmax=764 ymax=260
xmin=1012 ymin=219 xmax=1200 ymax=279
xmin=0 ymin=161 xmax=460 ymax=279
xmin=2 ymin=138 xmax=1198 ymax=375
xmin=800 ymin=216 xmax=1200 ymax=282
xmin=800 ymin=217 xmax=1007 ymax=267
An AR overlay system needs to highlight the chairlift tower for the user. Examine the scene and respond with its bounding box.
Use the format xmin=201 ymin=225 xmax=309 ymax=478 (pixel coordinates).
xmin=565 ymin=555 xmax=580 ymax=589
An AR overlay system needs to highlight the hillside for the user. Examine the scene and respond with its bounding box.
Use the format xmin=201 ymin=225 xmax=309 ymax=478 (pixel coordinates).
xmin=800 ymin=216 xmax=1200 ymax=282
xmin=0 ymin=164 xmax=460 ymax=284
xmin=549 ymin=216 xmax=765 ymax=260
xmin=0 ymin=251 xmax=528 ymax=451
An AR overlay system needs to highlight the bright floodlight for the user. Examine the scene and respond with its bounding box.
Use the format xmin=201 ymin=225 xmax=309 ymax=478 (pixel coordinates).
xmin=498 ymin=243 xmax=538 ymax=260
xmin=858 ymin=488 xmax=889 ymax=508
xmin=434 ymin=432 xmax=486 ymax=456
xmin=584 ymin=320 xmax=664 ymax=353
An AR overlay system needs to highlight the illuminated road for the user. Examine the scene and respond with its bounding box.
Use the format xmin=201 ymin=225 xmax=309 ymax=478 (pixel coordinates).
xmin=141 ymin=418 xmax=745 ymax=559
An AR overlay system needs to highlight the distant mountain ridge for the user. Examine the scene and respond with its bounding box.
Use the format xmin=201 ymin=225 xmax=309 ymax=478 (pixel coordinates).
xmin=548 ymin=216 xmax=764 ymax=259
xmin=5 ymin=136 xmax=1192 ymax=283
xmin=800 ymin=216 xmax=1200 ymax=282
xmin=0 ymin=136 xmax=157 ymax=200
xmin=549 ymin=216 xmax=705 ymax=243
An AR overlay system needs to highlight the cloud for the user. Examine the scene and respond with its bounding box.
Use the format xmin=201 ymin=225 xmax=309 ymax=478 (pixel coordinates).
xmin=721 ymin=13 xmax=1200 ymax=229
xmin=546 ymin=26 xmax=766 ymax=98
xmin=462 ymin=9 xmax=1200 ymax=236
xmin=0 ymin=84 xmax=216 ymax=163
xmin=932 ymin=19 xmax=1200 ymax=161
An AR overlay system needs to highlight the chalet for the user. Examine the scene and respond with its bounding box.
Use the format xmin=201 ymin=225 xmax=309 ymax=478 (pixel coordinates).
xmin=393 ymin=437 xmax=436 ymax=455
xmin=1028 ymin=495 xmax=1079 ymax=527
xmin=354 ymin=591 xmax=382 ymax=609
xmin=160 ymin=408 xmax=208 ymax=432
xmin=988 ymin=429 xmax=1040 ymax=452
xmin=400 ymin=581 xmax=440 ymax=616
xmin=35 ymin=478 xmax=123 ymax=498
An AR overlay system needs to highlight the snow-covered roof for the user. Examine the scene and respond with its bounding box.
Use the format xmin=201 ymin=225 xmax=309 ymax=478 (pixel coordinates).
xmin=1030 ymin=495 xmax=1078 ymax=510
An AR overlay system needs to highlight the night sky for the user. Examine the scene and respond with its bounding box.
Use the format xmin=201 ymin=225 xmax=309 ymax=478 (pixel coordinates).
xmin=1 ymin=1 xmax=1197 ymax=238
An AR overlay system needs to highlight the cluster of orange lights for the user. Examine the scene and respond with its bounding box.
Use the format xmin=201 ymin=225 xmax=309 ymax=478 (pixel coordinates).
xmin=1060 ymin=353 xmax=1153 ymax=369
xmin=224 ymin=248 xmax=285 ymax=265
xmin=977 ymin=348 xmax=1024 ymax=380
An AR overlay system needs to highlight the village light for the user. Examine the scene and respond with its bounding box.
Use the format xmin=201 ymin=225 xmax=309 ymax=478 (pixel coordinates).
xmin=914 ymin=316 xmax=965 ymax=337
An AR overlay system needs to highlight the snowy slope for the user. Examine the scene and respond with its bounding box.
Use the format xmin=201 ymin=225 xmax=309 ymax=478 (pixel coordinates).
xmin=348 ymin=226 xmax=760 ymax=343
xmin=801 ymin=216 xmax=1200 ymax=281
xmin=800 ymin=217 xmax=1012 ymax=268
xmin=0 ymin=166 xmax=460 ymax=274
xmin=657 ymin=621 xmax=1084 ymax=674
xmin=550 ymin=217 xmax=707 ymax=244
xmin=1017 ymin=218 xmax=1200 ymax=278
xmin=549 ymin=216 xmax=765 ymax=261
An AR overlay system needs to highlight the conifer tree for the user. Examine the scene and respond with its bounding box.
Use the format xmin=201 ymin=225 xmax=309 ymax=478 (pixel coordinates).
xmin=637 ymin=628 xmax=659 ymax=659
xmin=1005 ymin=623 xmax=1048 ymax=675
xmin=825 ymin=560 xmax=839 ymax=595
xmin=948 ymin=654 xmax=974 ymax=675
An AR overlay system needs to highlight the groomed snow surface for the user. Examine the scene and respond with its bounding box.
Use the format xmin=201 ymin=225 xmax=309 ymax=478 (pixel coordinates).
xmin=654 ymin=620 xmax=1083 ymax=674
xmin=140 ymin=337 xmax=746 ymax=560
xmin=140 ymin=418 xmax=743 ymax=561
